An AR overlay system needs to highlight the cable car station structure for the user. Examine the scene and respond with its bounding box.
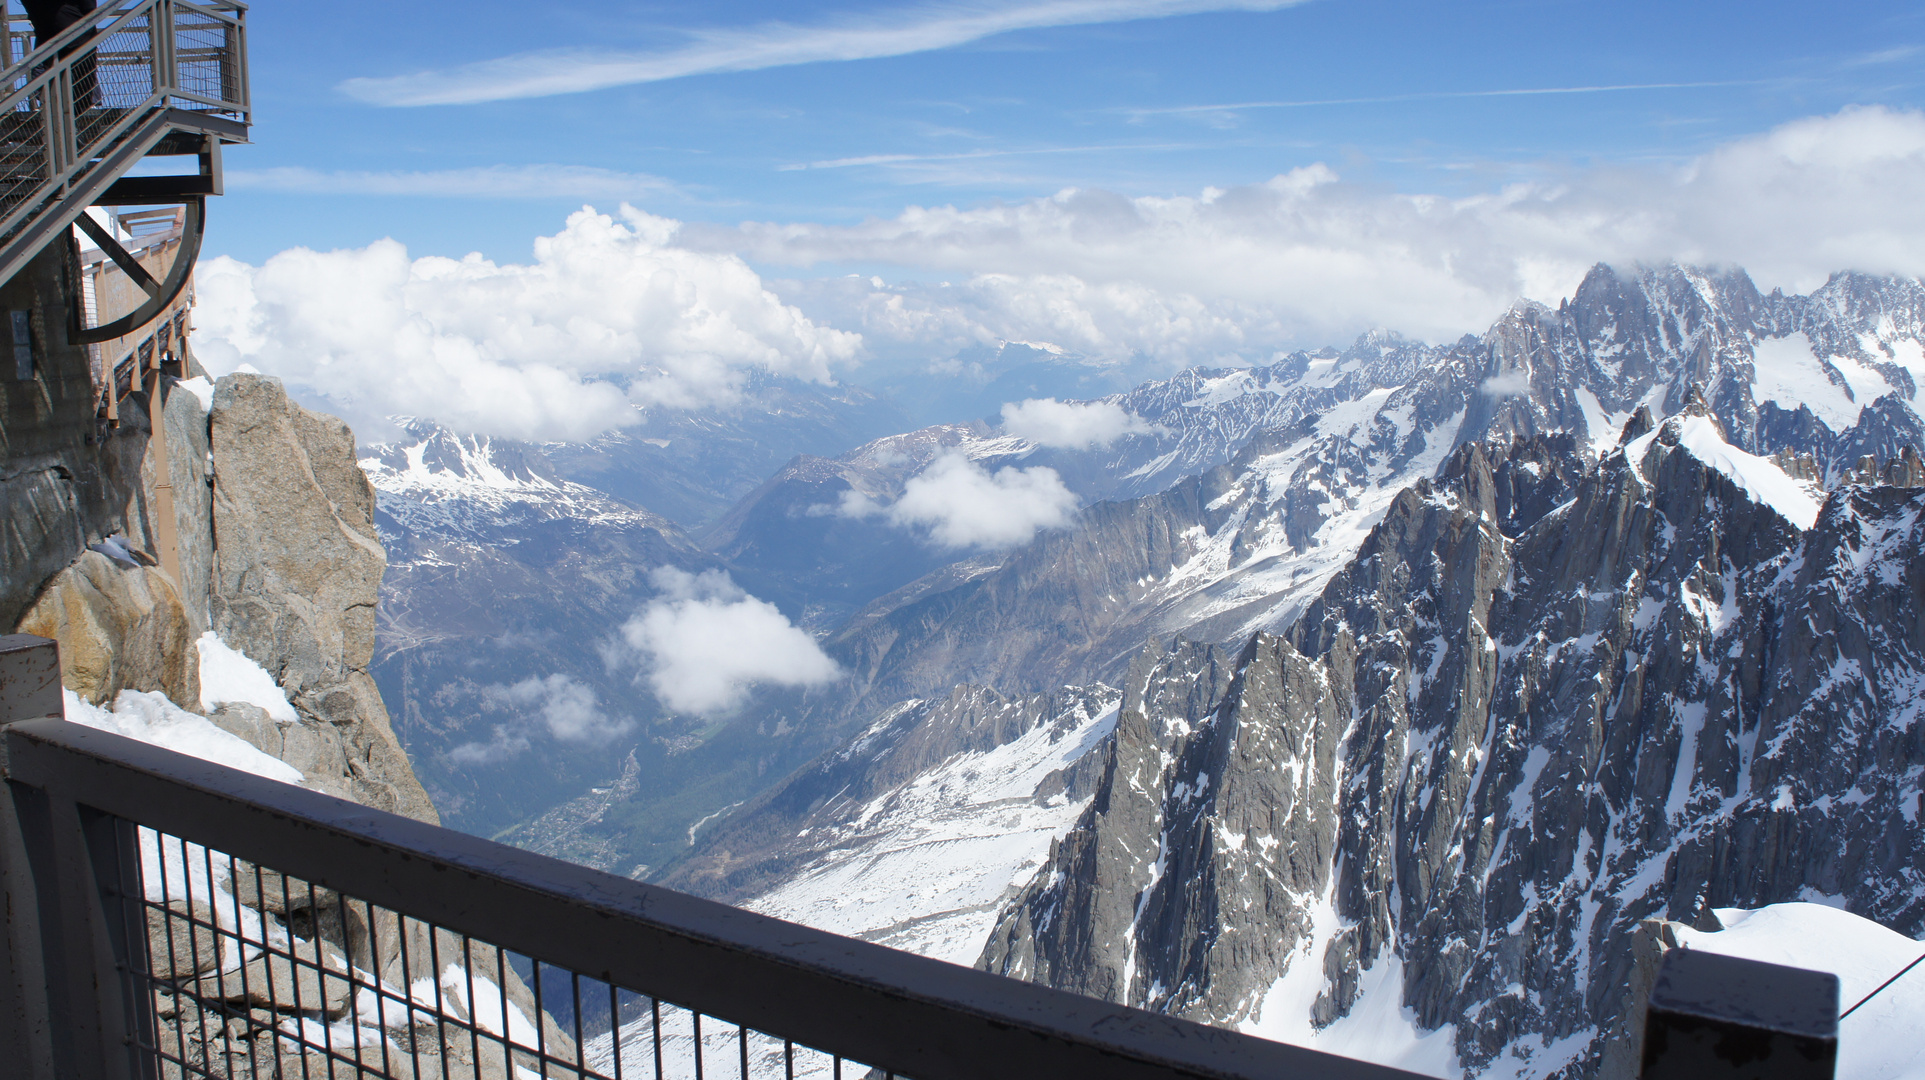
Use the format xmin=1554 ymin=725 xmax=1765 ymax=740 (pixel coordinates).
xmin=0 ymin=0 xmax=246 ymax=600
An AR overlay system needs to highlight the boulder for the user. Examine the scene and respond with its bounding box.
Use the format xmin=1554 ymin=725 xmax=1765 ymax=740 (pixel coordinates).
xmin=146 ymin=900 xmax=220 ymax=979
xmin=13 ymin=550 xmax=198 ymax=707
xmin=190 ymin=935 xmax=352 ymax=1015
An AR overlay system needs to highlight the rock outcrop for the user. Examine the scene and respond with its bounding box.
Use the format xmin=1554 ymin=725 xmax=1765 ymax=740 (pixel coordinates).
xmin=4 ymin=361 xmax=576 ymax=1075
xmin=205 ymin=374 xmax=434 ymax=821
xmin=977 ymin=423 xmax=1925 ymax=1076
xmin=15 ymin=550 xmax=198 ymax=707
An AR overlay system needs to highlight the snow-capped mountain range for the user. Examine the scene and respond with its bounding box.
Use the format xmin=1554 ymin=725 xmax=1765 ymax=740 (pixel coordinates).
xmin=362 ymin=262 xmax=1925 ymax=1077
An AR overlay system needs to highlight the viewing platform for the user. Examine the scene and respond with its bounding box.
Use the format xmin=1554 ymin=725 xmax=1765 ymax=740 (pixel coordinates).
xmin=0 ymin=0 xmax=247 ymax=295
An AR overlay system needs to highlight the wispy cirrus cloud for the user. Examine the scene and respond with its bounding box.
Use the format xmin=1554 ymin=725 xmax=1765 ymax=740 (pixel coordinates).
xmin=226 ymin=164 xmax=680 ymax=200
xmin=779 ymin=141 xmax=1194 ymax=171
xmin=1124 ymin=80 xmax=1767 ymax=118
xmin=338 ymin=0 xmax=1307 ymax=107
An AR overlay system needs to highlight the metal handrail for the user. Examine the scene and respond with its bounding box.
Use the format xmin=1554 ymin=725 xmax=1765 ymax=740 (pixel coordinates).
xmin=0 ymin=0 xmax=246 ymax=288
xmin=0 ymin=717 xmax=1422 ymax=1080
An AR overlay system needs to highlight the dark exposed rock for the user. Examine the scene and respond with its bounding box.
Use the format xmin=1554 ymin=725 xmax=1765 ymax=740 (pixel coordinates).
xmin=978 ymin=426 xmax=1925 ymax=1074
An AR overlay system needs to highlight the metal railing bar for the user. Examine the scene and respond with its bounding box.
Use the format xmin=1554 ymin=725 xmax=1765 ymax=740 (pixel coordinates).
xmin=519 ymin=947 xmax=535 ymax=1062
xmin=398 ymin=912 xmax=424 ymax=1080
xmin=429 ymin=920 xmax=452 ymax=1080
xmin=167 ymin=1 xmax=246 ymax=29
xmin=101 ymin=816 xmax=149 ymax=1080
xmin=5 ymin=720 xmax=1426 ymax=1080
xmin=240 ymin=846 xmax=266 ymax=1080
xmin=610 ymin=982 xmax=623 ymax=1080
xmin=461 ymin=935 xmax=481 ymax=1080
xmin=652 ymin=997 xmax=663 ymax=1080
xmin=317 ymin=879 xmax=344 ymax=1079
xmin=700 ymin=1001 xmax=716 ymax=1078
xmin=280 ymin=870 xmax=307 ymax=1080
xmin=361 ymin=893 xmax=394 ymax=1080
xmin=0 ymin=104 xmax=182 ymax=283
xmin=149 ymin=831 xmax=185 ymax=1074
xmin=0 ymin=1 xmax=146 ymax=81
xmin=569 ymin=969 xmax=582 ymax=1074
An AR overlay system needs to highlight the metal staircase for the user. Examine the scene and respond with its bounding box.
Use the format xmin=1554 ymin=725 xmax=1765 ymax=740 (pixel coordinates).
xmin=0 ymin=0 xmax=247 ymax=329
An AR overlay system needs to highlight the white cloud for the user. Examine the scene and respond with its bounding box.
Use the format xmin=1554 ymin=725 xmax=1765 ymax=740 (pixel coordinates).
xmin=448 ymin=726 xmax=529 ymax=765
xmin=1001 ymin=396 xmax=1160 ymax=447
xmin=1479 ymin=370 xmax=1532 ymax=398
xmin=207 ymin=108 xmax=1925 ymax=444
xmin=485 ymin=674 xmax=632 ymax=742
xmin=705 ymin=107 xmax=1925 ymax=355
xmin=1124 ymin=80 xmax=1757 ymax=118
xmin=340 ymin=1 xmax=1305 ymax=106
xmin=192 ymin=205 xmax=861 ymax=441
xmin=871 ymin=451 xmax=1078 ymax=548
xmin=227 ymin=164 xmax=679 ymax=201
xmin=614 ymin=568 xmax=842 ymax=715
xmin=447 ymin=673 xmax=632 ymax=763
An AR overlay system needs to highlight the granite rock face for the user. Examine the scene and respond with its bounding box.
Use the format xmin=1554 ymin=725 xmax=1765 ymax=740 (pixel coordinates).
xmin=205 ymin=374 xmax=435 ymax=822
xmin=978 ymin=425 xmax=1925 ymax=1075
xmin=14 ymin=550 xmax=199 ymax=707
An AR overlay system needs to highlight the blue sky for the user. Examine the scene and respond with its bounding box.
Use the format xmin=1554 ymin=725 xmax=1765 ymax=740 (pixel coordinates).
xmin=218 ymin=0 xmax=1923 ymax=265
xmin=191 ymin=1 xmax=1925 ymax=443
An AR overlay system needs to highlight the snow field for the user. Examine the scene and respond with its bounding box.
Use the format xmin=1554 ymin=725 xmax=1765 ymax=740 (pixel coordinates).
xmin=746 ymin=699 xmax=1121 ymax=964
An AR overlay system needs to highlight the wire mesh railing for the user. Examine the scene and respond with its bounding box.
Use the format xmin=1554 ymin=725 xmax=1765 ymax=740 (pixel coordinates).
xmin=120 ymin=822 xmax=914 ymax=1079
xmin=0 ymin=0 xmax=246 ymax=286
xmin=1 ymin=713 xmax=1409 ymax=1080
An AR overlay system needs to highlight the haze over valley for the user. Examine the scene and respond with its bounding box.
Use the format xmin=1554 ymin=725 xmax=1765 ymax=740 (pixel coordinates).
xmin=172 ymin=2 xmax=1925 ymax=1075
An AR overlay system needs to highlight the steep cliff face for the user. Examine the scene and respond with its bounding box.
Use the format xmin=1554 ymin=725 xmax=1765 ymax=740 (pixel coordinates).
xmin=7 ymin=366 xmax=578 ymax=1075
xmin=977 ymin=419 xmax=1925 ymax=1076
xmin=16 ymin=372 xmax=437 ymax=820
xmin=202 ymin=374 xmax=438 ymax=820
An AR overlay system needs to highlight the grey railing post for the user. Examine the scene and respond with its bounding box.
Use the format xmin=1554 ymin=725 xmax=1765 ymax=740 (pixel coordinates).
xmin=1 ymin=635 xmax=150 ymax=1080
xmin=0 ymin=635 xmax=62 ymax=1078
xmin=153 ymin=0 xmax=176 ymax=99
xmin=1639 ymin=948 xmax=1839 ymax=1079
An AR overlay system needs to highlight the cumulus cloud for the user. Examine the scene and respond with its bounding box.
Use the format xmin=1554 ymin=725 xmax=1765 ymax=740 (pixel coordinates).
xmin=855 ymin=452 xmax=1078 ymax=549
xmin=448 ymin=673 xmax=630 ymax=764
xmin=612 ymin=568 xmax=841 ymax=715
xmin=448 ymin=727 xmax=529 ymax=765
xmin=1001 ymin=396 xmax=1161 ymax=448
xmin=707 ymin=107 xmax=1925 ymax=355
xmin=193 ymin=205 xmax=861 ymax=441
xmin=205 ymin=108 xmax=1925 ymax=444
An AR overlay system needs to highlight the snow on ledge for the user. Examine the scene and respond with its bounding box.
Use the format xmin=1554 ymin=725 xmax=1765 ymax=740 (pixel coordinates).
xmin=198 ymin=631 xmax=298 ymax=722
xmin=63 ymin=688 xmax=304 ymax=785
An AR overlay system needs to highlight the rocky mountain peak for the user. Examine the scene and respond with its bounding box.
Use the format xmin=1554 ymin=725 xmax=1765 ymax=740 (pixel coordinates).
xmin=972 ymin=402 xmax=1924 ymax=1075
